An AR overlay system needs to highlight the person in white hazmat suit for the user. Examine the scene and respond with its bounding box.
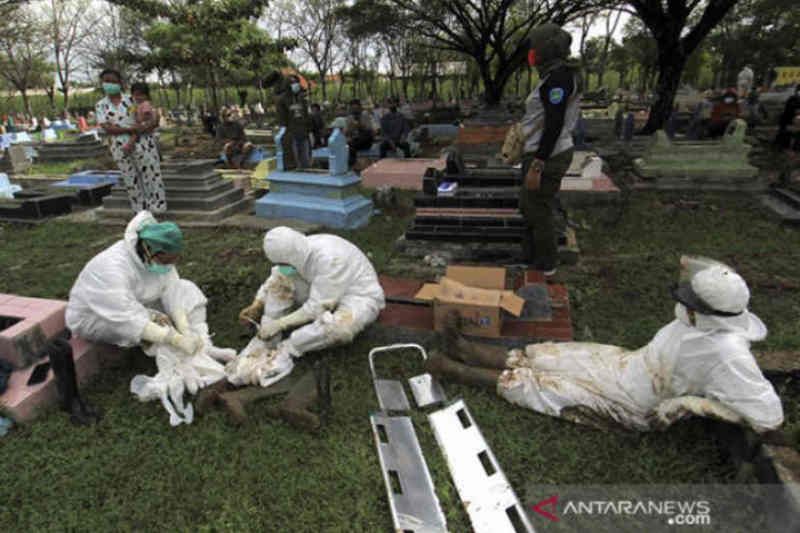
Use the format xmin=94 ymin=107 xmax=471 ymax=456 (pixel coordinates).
xmin=226 ymin=226 xmax=385 ymax=388
xmin=426 ymin=256 xmax=783 ymax=433
xmin=66 ymin=211 xmax=236 ymax=425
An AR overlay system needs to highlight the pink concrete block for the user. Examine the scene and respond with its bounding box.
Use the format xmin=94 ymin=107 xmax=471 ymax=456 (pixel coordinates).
xmin=1 ymin=339 xmax=124 ymax=422
xmin=0 ymin=305 xmax=31 ymax=319
xmin=37 ymin=308 xmax=67 ymax=339
xmin=0 ymin=294 xmax=17 ymax=305
xmin=0 ymin=318 xmax=37 ymax=339
xmin=361 ymin=158 xmax=445 ymax=190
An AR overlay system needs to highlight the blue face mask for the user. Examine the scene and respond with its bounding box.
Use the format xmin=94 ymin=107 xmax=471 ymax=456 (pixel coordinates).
xmin=103 ymin=82 xmax=122 ymax=95
xmin=278 ymin=265 xmax=297 ymax=277
xmin=147 ymin=262 xmax=172 ymax=275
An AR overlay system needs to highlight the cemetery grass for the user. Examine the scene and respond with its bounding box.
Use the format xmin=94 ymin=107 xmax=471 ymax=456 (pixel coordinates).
xmin=27 ymin=157 xmax=115 ymax=177
xmin=0 ymin=190 xmax=799 ymax=530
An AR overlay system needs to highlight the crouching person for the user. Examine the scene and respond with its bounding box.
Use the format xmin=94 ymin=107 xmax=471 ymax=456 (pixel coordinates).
xmin=427 ymin=256 xmax=783 ymax=434
xmin=65 ymin=211 xmax=235 ymax=425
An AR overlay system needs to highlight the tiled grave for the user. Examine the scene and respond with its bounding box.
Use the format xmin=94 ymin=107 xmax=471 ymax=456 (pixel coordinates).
xmin=256 ymin=127 xmax=372 ymax=229
xmin=361 ymin=158 xmax=446 ymax=190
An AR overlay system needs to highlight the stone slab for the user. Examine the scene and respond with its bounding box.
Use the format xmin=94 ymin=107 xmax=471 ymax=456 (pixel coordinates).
xmin=361 ymin=158 xmax=446 ymax=190
xmin=1 ymin=338 xmax=123 ymax=422
xmin=98 ymin=196 xmax=253 ymax=224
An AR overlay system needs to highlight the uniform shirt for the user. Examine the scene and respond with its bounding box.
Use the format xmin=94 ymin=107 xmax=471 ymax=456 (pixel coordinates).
xmin=520 ymin=65 xmax=581 ymax=159
xmin=95 ymin=94 xmax=135 ymax=143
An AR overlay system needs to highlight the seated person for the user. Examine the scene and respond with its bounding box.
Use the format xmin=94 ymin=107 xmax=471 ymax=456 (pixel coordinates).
xmin=66 ymin=211 xmax=235 ymax=425
xmin=379 ymin=103 xmax=412 ymax=158
xmin=345 ymin=99 xmax=375 ymax=166
xmin=228 ymin=227 xmax=386 ymax=388
xmin=427 ymin=256 xmax=783 ymax=434
xmin=218 ymin=111 xmax=254 ymax=169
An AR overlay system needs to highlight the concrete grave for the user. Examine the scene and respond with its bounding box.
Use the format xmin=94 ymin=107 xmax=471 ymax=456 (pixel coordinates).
xmin=0 ymin=293 xmax=122 ymax=422
xmin=255 ymin=127 xmax=373 ymax=229
xmin=0 ymin=172 xmax=22 ymax=199
xmin=99 ymin=159 xmax=250 ymax=223
xmin=634 ymin=119 xmax=764 ymax=191
xmin=0 ymin=189 xmax=73 ymax=222
xmin=361 ymin=157 xmax=447 ymax=190
xmin=35 ymin=139 xmax=107 ymax=163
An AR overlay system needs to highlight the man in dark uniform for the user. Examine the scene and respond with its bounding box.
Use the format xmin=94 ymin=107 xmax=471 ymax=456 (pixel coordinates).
xmin=519 ymin=24 xmax=582 ymax=275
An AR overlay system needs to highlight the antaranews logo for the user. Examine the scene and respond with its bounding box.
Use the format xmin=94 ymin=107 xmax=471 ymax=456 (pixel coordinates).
xmin=531 ymin=494 xmax=712 ymax=527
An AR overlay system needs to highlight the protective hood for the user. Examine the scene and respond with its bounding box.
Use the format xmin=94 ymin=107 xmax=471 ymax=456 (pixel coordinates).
xmin=674 ymin=302 xmax=767 ymax=342
xmin=527 ymin=23 xmax=572 ymax=75
xmin=263 ymin=227 xmax=311 ymax=271
xmin=124 ymin=210 xmax=159 ymax=271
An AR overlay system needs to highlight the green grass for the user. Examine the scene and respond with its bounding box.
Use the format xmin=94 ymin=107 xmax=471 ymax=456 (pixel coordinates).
xmin=0 ymin=190 xmax=798 ymax=530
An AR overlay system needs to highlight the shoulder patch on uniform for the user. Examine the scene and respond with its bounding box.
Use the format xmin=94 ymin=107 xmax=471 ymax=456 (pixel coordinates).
xmin=549 ymin=87 xmax=565 ymax=105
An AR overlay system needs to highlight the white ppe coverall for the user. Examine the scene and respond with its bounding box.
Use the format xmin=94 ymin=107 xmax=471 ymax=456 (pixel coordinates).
xmin=226 ymin=227 xmax=385 ymax=387
xmin=66 ymin=211 xmax=234 ymax=425
xmin=498 ymin=303 xmax=783 ymax=433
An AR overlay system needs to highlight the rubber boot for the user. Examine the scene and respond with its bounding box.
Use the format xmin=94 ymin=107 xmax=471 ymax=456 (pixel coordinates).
xmin=425 ymin=351 xmax=501 ymax=389
xmin=48 ymin=337 xmax=102 ymax=426
xmin=218 ymin=378 xmax=296 ymax=426
xmin=441 ymin=311 xmax=510 ymax=369
xmin=267 ymin=370 xmax=322 ymax=433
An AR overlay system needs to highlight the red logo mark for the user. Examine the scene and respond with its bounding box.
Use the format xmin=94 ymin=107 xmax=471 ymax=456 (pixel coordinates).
xmin=532 ymin=494 xmax=559 ymax=522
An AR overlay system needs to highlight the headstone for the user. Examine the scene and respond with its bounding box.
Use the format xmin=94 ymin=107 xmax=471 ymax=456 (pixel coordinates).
xmin=623 ymin=113 xmax=635 ymax=142
xmin=275 ymin=127 xmax=286 ymax=171
xmin=0 ymin=172 xmax=22 ymax=199
xmin=7 ymin=145 xmax=31 ymax=173
xmin=328 ymin=129 xmax=348 ymax=176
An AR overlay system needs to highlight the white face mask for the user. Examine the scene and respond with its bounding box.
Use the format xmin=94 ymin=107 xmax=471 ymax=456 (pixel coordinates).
xmin=291 ymin=83 xmax=301 ymax=94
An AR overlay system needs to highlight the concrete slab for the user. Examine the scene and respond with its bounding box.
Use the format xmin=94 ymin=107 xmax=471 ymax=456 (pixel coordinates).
xmin=0 ymin=296 xmax=66 ymax=368
xmin=361 ymin=158 xmax=446 ymax=190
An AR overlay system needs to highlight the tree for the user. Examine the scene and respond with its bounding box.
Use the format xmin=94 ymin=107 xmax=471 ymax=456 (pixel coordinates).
xmin=266 ymin=0 xmax=344 ymax=99
xmin=626 ymin=0 xmax=739 ymax=133
xmin=595 ymin=8 xmax=624 ymax=87
xmin=0 ymin=5 xmax=52 ymax=115
xmin=386 ymin=0 xmax=615 ymax=105
xmin=40 ymin=0 xmax=99 ymax=109
xmin=81 ymin=3 xmax=148 ymax=78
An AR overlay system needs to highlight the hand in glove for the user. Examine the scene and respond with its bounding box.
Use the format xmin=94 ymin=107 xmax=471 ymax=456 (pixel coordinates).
xmin=258 ymin=318 xmax=283 ymax=340
xmin=167 ymin=330 xmax=203 ymax=356
xmin=239 ymin=299 xmax=265 ymax=326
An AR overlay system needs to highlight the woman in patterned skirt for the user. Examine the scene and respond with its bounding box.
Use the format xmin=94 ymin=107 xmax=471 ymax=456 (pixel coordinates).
xmin=95 ymin=69 xmax=167 ymax=214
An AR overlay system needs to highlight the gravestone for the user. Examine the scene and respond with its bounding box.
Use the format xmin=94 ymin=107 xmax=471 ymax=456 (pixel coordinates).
xmin=0 ymin=145 xmax=32 ymax=173
xmin=35 ymin=139 xmax=107 ymax=163
xmin=98 ymin=159 xmax=250 ymax=223
xmin=255 ymin=127 xmax=373 ymax=229
xmin=633 ymin=119 xmax=762 ymax=190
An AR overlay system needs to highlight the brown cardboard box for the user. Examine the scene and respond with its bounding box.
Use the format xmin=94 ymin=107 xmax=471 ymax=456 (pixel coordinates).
xmin=415 ymin=266 xmax=524 ymax=338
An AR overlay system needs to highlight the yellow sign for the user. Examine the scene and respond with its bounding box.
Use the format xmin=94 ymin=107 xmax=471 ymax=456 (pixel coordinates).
xmin=775 ymin=67 xmax=800 ymax=86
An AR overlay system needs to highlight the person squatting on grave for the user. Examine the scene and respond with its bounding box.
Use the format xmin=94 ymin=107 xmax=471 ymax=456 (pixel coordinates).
xmin=96 ymin=69 xmax=167 ymax=214
xmin=227 ymin=227 xmax=385 ymax=388
xmin=379 ymin=101 xmax=412 ymax=158
xmin=66 ymin=211 xmax=236 ymax=425
xmin=426 ymin=256 xmax=783 ymax=434
xmin=345 ymin=99 xmax=376 ymax=167
xmin=518 ymin=24 xmax=583 ymax=276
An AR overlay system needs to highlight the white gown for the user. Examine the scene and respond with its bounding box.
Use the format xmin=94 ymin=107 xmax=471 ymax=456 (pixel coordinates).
xmin=498 ymin=304 xmax=784 ymax=432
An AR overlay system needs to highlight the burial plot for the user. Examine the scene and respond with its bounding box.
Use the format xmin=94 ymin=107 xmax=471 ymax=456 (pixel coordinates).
xmin=256 ymin=127 xmax=372 ymax=229
xmin=99 ymin=159 xmax=250 ymax=223
xmin=633 ymin=119 xmax=763 ymax=191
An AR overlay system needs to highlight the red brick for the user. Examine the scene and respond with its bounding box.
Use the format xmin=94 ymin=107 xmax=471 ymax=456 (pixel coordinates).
xmin=378 ymin=303 xmax=434 ymax=330
xmin=379 ymin=276 xmax=426 ymax=300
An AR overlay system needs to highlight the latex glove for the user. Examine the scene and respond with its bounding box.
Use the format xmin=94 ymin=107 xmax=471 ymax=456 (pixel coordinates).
xmin=167 ymin=330 xmax=203 ymax=356
xmin=239 ymin=299 xmax=265 ymax=326
xmin=172 ymin=309 xmax=193 ymax=336
xmin=258 ymin=318 xmax=283 ymax=340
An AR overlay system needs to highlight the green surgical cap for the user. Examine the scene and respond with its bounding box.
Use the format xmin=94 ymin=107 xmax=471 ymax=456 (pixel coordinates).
xmin=138 ymin=222 xmax=184 ymax=254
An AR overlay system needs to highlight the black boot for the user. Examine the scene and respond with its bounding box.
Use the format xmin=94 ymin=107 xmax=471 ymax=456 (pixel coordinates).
xmin=48 ymin=337 xmax=102 ymax=426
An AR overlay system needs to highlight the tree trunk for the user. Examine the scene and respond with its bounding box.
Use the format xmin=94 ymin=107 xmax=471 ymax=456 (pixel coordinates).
xmin=643 ymin=51 xmax=688 ymax=133
xmin=21 ymin=89 xmax=31 ymax=118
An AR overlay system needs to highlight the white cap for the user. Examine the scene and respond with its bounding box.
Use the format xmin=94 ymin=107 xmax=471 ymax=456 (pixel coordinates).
xmin=691 ymin=265 xmax=750 ymax=315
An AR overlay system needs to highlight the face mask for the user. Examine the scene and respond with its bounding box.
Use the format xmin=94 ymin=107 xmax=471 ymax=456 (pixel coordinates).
xmin=278 ymin=265 xmax=297 ymax=277
xmin=142 ymin=242 xmax=172 ymax=275
xmin=291 ymin=83 xmax=301 ymax=94
xmin=528 ymin=49 xmax=537 ymax=67
xmin=103 ymin=82 xmax=121 ymax=95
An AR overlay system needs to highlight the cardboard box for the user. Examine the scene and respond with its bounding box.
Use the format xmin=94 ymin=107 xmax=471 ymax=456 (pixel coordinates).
xmin=415 ymin=266 xmax=524 ymax=338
